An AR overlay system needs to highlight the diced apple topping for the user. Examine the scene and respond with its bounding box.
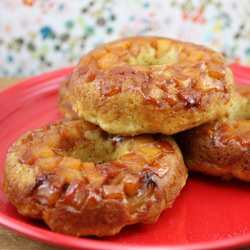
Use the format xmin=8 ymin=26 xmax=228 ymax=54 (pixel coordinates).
xmin=102 ymin=185 xmax=123 ymax=199
xmin=83 ymin=162 xmax=106 ymax=186
xmin=137 ymin=145 xmax=162 ymax=162
xmin=123 ymin=175 xmax=140 ymax=196
xmin=57 ymin=166 xmax=82 ymax=183
xmin=36 ymin=157 xmax=61 ymax=171
xmin=32 ymin=145 xmax=55 ymax=158
xmin=98 ymin=53 xmax=118 ymax=69
xmin=43 ymin=132 xmax=60 ymax=148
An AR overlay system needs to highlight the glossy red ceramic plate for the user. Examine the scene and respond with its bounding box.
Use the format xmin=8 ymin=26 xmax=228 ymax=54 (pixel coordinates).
xmin=0 ymin=65 xmax=250 ymax=250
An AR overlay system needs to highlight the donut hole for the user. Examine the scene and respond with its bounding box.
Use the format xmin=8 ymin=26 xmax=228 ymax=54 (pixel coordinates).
xmin=128 ymin=39 xmax=178 ymax=66
xmin=62 ymin=129 xmax=116 ymax=164
xmin=53 ymin=121 xmax=131 ymax=165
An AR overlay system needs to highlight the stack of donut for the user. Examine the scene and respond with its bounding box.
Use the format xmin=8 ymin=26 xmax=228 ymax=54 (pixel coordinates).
xmin=4 ymin=36 xmax=249 ymax=237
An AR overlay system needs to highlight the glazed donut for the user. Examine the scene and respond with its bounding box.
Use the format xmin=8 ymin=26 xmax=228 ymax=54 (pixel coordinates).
xmin=62 ymin=36 xmax=234 ymax=136
xmin=4 ymin=120 xmax=187 ymax=236
xmin=176 ymin=88 xmax=250 ymax=182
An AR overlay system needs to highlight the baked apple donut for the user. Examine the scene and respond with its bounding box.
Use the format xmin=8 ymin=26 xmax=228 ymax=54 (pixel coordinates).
xmin=64 ymin=36 xmax=234 ymax=135
xmin=4 ymin=120 xmax=187 ymax=236
xmin=176 ymin=88 xmax=250 ymax=182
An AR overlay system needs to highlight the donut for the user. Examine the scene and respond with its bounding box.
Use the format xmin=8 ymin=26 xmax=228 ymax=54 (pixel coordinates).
xmin=176 ymin=88 xmax=250 ymax=182
xmin=4 ymin=119 xmax=187 ymax=236
xmin=62 ymin=36 xmax=234 ymax=136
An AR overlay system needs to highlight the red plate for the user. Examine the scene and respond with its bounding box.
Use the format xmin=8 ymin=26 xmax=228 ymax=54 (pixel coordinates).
xmin=0 ymin=66 xmax=250 ymax=250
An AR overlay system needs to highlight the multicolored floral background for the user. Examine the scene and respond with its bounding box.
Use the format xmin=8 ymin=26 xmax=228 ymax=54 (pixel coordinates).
xmin=0 ymin=0 xmax=249 ymax=76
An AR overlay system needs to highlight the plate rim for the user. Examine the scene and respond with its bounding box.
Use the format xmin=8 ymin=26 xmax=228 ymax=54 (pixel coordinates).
xmin=0 ymin=65 xmax=250 ymax=250
xmin=1 ymin=211 xmax=250 ymax=250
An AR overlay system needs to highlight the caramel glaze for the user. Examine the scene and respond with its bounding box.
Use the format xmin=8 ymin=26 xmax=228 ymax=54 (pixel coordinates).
xmin=70 ymin=36 xmax=230 ymax=111
xmin=212 ymin=120 xmax=250 ymax=146
xmin=4 ymin=119 xmax=187 ymax=236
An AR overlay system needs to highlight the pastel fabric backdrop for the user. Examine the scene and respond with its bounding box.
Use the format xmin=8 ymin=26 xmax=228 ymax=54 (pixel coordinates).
xmin=0 ymin=0 xmax=249 ymax=76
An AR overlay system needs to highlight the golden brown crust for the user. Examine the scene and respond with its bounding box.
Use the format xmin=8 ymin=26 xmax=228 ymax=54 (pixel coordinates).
xmin=64 ymin=36 xmax=234 ymax=135
xmin=4 ymin=119 xmax=187 ymax=236
xmin=176 ymin=88 xmax=250 ymax=182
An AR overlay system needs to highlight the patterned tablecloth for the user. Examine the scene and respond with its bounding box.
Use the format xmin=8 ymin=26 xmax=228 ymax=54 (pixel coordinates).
xmin=0 ymin=0 xmax=249 ymax=76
